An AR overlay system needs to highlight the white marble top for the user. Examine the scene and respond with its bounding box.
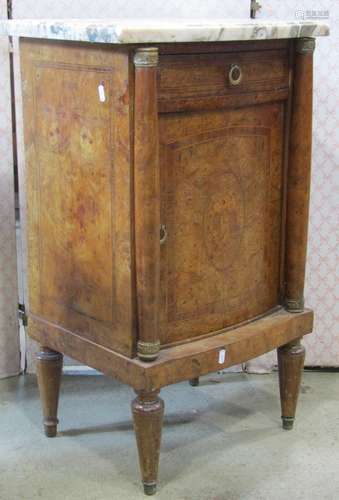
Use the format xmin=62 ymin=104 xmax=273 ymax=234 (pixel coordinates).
xmin=0 ymin=19 xmax=329 ymax=44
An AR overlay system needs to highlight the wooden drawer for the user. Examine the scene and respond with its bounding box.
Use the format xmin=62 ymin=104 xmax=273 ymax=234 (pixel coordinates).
xmin=158 ymin=49 xmax=290 ymax=110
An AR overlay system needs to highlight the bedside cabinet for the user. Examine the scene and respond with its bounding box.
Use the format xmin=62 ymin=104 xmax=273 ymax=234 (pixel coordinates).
xmin=3 ymin=19 xmax=328 ymax=495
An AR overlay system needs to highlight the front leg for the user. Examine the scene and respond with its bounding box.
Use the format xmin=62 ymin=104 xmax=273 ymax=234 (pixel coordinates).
xmin=132 ymin=389 xmax=164 ymax=495
xmin=277 ymin=339 xmax=305 ymax=430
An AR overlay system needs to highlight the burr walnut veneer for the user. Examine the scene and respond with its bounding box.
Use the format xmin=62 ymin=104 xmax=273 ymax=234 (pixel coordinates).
xmin=18 ymin=34 xmax=317 ymax=494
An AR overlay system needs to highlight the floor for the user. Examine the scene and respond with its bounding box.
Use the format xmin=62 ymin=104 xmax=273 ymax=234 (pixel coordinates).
xmin=0 ymin=372 xmax=338 ymax=500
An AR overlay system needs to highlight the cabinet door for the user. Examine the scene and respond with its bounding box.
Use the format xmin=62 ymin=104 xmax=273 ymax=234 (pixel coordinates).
xmin=159 ymin=103 xmax=285 ymax=345
xmin=21 ymin=40 xmax=135 ymax=357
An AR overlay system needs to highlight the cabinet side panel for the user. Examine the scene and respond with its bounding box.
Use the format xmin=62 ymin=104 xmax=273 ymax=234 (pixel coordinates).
xmin=20 ymin=39 xmax=135 ymax=356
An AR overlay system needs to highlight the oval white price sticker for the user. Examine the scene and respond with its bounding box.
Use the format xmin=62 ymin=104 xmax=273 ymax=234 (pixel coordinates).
xmin=218 ymin=349 xmax=226 ymax=364
xmin=98 ymin=83 xmax=106 ymax=102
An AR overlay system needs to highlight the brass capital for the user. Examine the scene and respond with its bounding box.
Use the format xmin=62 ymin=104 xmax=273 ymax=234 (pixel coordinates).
xmin=37 ymin=349 xmax=63 ymax=363
xmin=134 ymin=47 xmax=159 ymax=68
xmin=295 ymin=37 xmax=316 ymax=54
xmin=279 ymin=339 xmax=305 ymax=356
xmin=285 ymin=297 xmax=305 ymax=313
xmin=137 ymin=340 xmax=160 ymax=361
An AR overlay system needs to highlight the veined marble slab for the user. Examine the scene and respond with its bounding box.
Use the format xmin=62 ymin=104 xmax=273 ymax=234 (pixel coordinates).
xmin=0 ymin=18 xmax=329 ymax=44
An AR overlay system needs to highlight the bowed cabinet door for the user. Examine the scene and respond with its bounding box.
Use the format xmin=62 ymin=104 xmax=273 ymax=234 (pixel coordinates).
xmin=159 ymin=102 xmax=285 ymax=346
xmin=20 ymin=39 xmax=135 ymax=357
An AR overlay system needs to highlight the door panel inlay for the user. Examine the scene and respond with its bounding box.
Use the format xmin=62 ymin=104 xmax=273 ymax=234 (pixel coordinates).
xmin=159 ymin=105 xmax=284 ymax=344
xmin=203 ymin=170 xmax=245 ymax=272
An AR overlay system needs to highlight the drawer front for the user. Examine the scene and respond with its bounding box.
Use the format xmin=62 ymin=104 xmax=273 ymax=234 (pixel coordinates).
xmin=158 ymin=49 xmax=290 ymax=106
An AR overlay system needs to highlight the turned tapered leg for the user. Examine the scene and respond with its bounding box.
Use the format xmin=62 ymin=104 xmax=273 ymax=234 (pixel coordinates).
xmin=277 ymin=339 xmax=305 ymax=430
xmin=132 ymin=390 xmax=164 ymax=495
xmin=189 ymin=377 xmax=200 ymax=387
xmin=36 ymin=347 xmax=63 ymax=437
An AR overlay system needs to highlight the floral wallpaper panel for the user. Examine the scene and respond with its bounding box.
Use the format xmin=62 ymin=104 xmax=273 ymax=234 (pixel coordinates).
xmin=0 ymin=0 xmax=20 ymax=378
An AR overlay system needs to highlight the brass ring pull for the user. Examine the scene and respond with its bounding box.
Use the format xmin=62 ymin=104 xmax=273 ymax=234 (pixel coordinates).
xmin=160 ymin=224 xmax=167 ymax=245
xmin=229 ymin=64 xmax=242 ymax=86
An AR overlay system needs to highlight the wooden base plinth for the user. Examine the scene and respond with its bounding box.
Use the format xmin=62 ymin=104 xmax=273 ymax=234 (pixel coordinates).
xmin=30 ymin=309 xmax=313 ymax=392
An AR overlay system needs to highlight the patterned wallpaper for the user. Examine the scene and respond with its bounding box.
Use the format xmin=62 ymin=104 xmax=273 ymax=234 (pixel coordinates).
xmin=247 ymin=0 xmax=339 ymax=371
xmin=6 ymin=0 xmax=339 ymax=372
xmin=12 ymin=0 xmax=249 ymax=19
xmin=0 ymin=0 xmax=20 ymax=378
